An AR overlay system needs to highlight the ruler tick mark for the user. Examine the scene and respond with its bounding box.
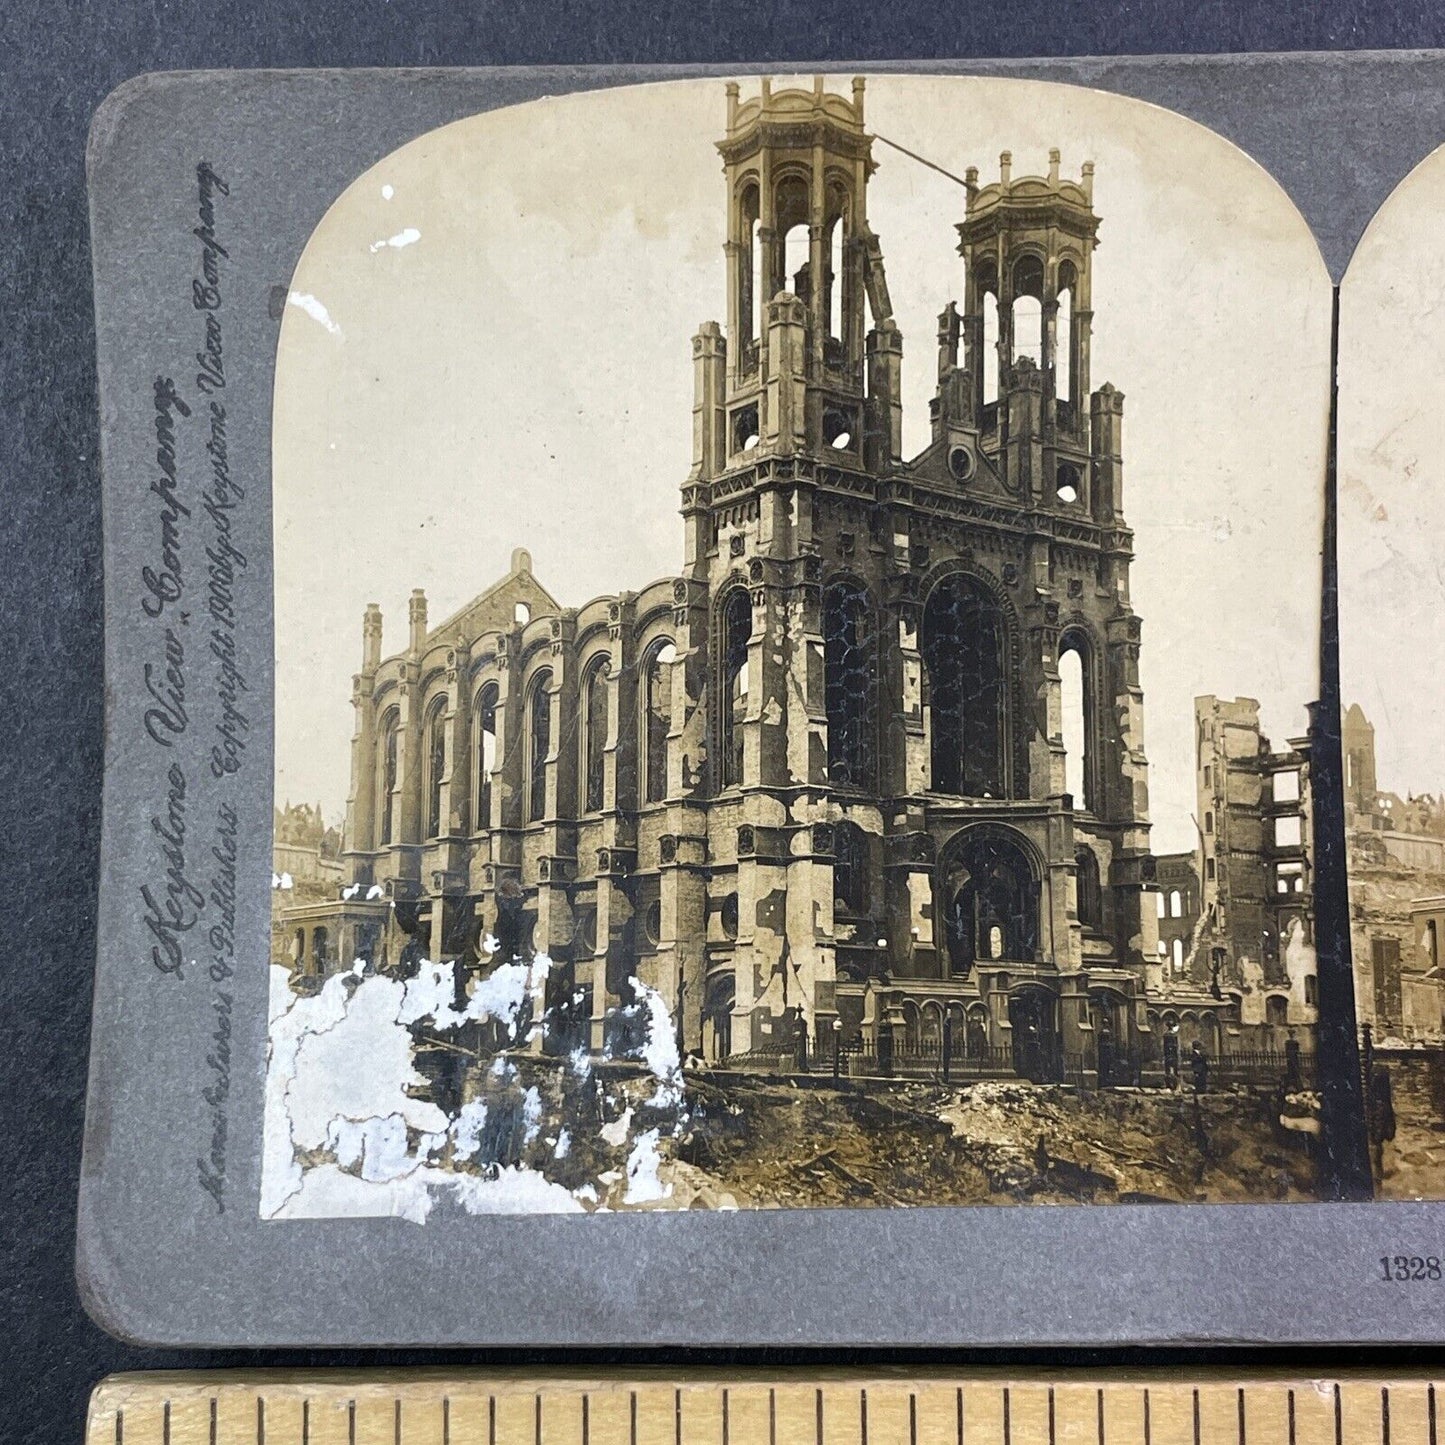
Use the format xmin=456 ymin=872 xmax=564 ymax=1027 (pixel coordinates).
xmin=1334 ymin=1382 xmax=1343 ymax=1445
xmin=163 ymin=1401 xmax=171 ymax=1445
xmin=1144 ymin=1388 xmax=1151 ymax=1445
xmin=258 ymin=1397 xmax=266 ymax=1445
xmin=910 ymin=1392 xmax=918 ymax=1445
xmin=302 ymin=1400 xmax=309 ymax=1445
xmin=675 ymin=1386 xmax=682 ymax=1445
xmin=349 ymin=1399 xmax=356 ymax=1445
xmin=722 ymin=1387 xmax=729 ymax=1445
xmin=861 ymin=1386 xmax=868 ymax=1445
xmin=630 ymin=1389 xmax=637 ymax=1445
xmin=488 ymin=1395 xmax=495 ymax=1445
xmin=1048 ymin=1386 xmax=1055 ymax=1445
xmin=816 ymin=1386 xmax=824 ymax=1445
xmin=537 ymin=1392 xmax=544 ymax=1445
xmin=956 ymin=1385 xmax=964 ymax=1445
xmin=1097 ymin=1386 xmax=1104 ymax=1445
xmin=395 ymin=1396 xmax=402 ymax=1445
xmin=582 ymin=1393 xmax=589 ymax=1445
xmin=443 ymin=1397 xmax=450 ymax=1445
xmin=1383 ymin=1385 xmax=1391 ymax=1445
xmin=1193 ymin=1388 xmax=1201 ymax=1445
xmin=1238 ymin=1386 xmax=1246 ymax=1445
xmin=769 ymin=1386 xmax=776 ymax=1445
xmin=1005 ymin=1385 xmax=1012 ymax=1445
xmin=1430 ymin=1384 xmax=1438 ymax=1445
xmin=1288 ymin=1390 xmax=1296 ymax=1445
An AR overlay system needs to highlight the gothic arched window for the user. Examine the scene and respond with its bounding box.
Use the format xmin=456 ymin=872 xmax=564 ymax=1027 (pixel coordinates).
xmin=1056 ymin=260 xmax=1077 ymax=403
xmin=473 ymin=683 xmax=498 ymax=833
xmin=1058 ymin=630 xmax=1094 ymax=811
xmin=425 ymin=697 xmax=448 ymax=838
xmin=1075 ymin=845 xmax=1103 ymax=932
xmin=527 ymin=670 xmax=552 ymax=822
xmin=1011 ymin=254 xmax=1045 ymax=369
xmin=824 ymin=580 xmax=873 ymax=788
xmin=377 ymin=708 xmax=400 ymax=846
xmin=922 ymin=576 xmax=1008 ymax=799
xmin=944 ymin=829 xmax=1039 ymax=975
xmin=643 ymin=641 xmax=676 ymax=805
xmin=833 ymin=821 xmax=869 ymax=917
xmin=739 ymin=182 xmax=760 ymax=350
xmin=720 ymin=590 xmax=751 ymax=789
xmin=582 ymin=659 xmax=610 ymax=813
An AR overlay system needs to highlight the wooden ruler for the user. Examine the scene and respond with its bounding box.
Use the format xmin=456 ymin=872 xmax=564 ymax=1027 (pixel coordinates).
xmin=87 ymin=1370 xmax=1440 ymax=1443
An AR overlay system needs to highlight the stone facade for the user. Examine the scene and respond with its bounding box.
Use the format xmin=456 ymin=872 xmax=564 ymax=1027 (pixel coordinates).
xmin=279 ymin=77 xmax=1319 ymax=1078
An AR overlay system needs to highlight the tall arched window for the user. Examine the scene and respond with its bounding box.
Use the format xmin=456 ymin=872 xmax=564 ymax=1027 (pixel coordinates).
xmin=943 ymin=830 xmax=1039 ymax=973
xmin=643 ymin=642 xmax=676 ymax=805
xmin=1172 ymin=937 xmax=1184 ymax=973
xmin=739 ymin=182 xmax=760 ymax=350
xmin=776 ymin=175 xmax=810 ymax=302
xmin=473 ymin=683 xmax=498 ymax=832
xmin=425 ymin=697 xmax=448 ymax=838
xmin=1075 ymin=845 xmax=1103 ymax=932
xmin=824 ymin=580 xmax=873 ymax=788
xmin=833 ymin=821 xmax=869 ymax=917
xmin=377 ymin=708 xmax=400 ymax=846
xmin=922 ymin=576 xmax=1007 ymax=798
xmin=1011 ymin=255 xmax=1045 ymax=368
xmin=982 ymin=290 xmax=1000 ymax=405
xmin=720 ymin=590 xmax=751 ymax=789
xmin=527 ymin=671 xmax=552 ymax=822
xmin=582 ymin=659 xmax=610 ymax=813
xmin=1056 ymin=261 xmax=1077 ymax=403
xmin=1058 ymin=632 xmax=1093 ymax=810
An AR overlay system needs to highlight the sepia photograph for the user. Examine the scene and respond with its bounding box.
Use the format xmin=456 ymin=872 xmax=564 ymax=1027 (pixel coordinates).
xmin=1339 ymin=143 xmax=1445 ymax=1202
xmin=262 ymin=73 xmax=1339 ymax=1221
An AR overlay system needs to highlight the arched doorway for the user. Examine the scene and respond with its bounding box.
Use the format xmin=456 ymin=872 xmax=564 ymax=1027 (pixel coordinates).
xmin=703 ymin=972 xmax=735 ymax=1064
xmin=942 ymin=828 xmax=1040 ymax=976
xmin=1009 ymin=985 xmax=1061 ymax=1083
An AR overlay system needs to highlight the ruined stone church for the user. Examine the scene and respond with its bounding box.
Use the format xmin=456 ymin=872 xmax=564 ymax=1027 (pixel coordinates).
xmin=281 ymin=76 xmax=1180 ymax=1080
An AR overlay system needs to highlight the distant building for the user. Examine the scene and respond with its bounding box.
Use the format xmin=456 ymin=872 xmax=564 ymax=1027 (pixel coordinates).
xmin=1192 ymin=696 xmax=1318 ymax=1035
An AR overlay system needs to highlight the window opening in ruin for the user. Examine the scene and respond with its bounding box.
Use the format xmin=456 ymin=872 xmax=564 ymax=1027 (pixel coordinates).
xmin=922 ymin=575 xmax=1007 ymax=798
xmin=474 ymin=684 xmax=498 ymax=832
xmin=824 ymin=581 xmax=873 ymax=788
xmin=1075 ymin=846 xmax=1103 ymax=931
xmin=1275 ymin=814 xmax=1302 ymax=848
xmin=733 ymin=404 xmax=760 ymax=453
xmin=1056 ymin=266 xmax=1075 ymax=401
xmin=1056 ymin=463 xmax=1081 ymax=506
xmin=982 ymin=291 xmax=999 ymax=406
xmin=1170 ymin=890 xmax=1182 ymax=918
xmin=527 ymin=671 xmax=551 ymax=822
xmin=944 ymin=830 xmax=1038 ymax=974
xmin=833 ymin=821 xmax=869 ymax=916
xmin=1274 ymin=769 xmax=1300 ymax=802
xmin=513 ymin=602 xmax=530 ymax=625
xmin=1011 ymin=254 xmax=1045 ymax=369
xmin=643 ymin=642 xmax=676 ymax=804
xmin=1156 ymin=891 xmax=1166 ymax=919
xmin=378 ymin=710 xmax=399 ymax=846
xmin=583 ymin=659 xmax=609 ymax=814
xmin=823 ymin=406 xmax=855 ymax=451
xmin=1205 ymin=811 xmax=1214 ymax=834
xmin=720 ymin=590 xmax=751 ymax=789
xmin=425 ymin=698 xmax=447 ymax=838
xmin=1172 ymin=937 xmax=1184 ymax=972
xmin=1058 ymin=636 xmax=1089 ymax=807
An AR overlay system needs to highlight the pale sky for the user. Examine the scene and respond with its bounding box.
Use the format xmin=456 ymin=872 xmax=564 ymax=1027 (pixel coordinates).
xmin=1339 ymin=145 xmax=1445 ymax=802
xmin=273 ymin=74 xmax=1331 ymax=856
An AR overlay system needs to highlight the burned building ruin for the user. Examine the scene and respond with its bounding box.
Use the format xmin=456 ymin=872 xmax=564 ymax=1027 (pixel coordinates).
xmin=276 ymin=77 xmax=1315 ymax=1083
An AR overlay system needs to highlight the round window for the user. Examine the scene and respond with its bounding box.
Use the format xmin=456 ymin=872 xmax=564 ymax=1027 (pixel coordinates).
xmin=948 ymin=444 xmax=974 ymax=482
